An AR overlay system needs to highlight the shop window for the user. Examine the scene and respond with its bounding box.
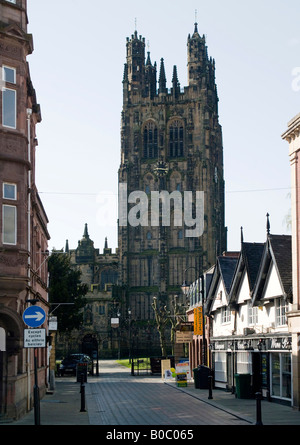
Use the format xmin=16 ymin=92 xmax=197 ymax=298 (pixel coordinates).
xmin=271 ymin=352 xmax=291 ymax=400
xmin=236 ymin=351 xmax=252 ymax=374
xmin=214 ymin=351 xmax=227 ymax=382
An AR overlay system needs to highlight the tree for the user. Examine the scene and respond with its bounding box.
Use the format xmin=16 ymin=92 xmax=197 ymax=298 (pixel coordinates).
xmin=152 ymin=296 xmax=170 ymax=357
xmin=48 ymin=253 xmax=88 ymax=333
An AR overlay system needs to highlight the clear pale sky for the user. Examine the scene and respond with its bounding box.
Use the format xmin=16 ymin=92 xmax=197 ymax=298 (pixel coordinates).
xmin=26 ymin=0 xmax=300 ymax=253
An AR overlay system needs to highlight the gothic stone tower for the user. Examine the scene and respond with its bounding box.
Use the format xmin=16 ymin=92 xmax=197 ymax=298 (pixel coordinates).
xmin=118 ymin=24 xmax=227 ymax=355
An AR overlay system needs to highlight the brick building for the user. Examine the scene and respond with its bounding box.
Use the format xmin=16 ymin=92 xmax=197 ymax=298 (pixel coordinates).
xmin=0 ymin=0 xmax=49 ymax=420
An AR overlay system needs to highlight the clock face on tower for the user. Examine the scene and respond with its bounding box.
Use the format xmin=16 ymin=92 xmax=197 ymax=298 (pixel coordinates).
xmin=154 ymin=160 xmax=168 ymax=177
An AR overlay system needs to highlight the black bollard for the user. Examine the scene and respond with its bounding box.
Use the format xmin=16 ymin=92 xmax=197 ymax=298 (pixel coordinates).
xmin=255 ymin=392 xmax=263 ymax=425
xmin=80 ymin=374 xmax=86 ymax=412
xmin=208 ymin=375 xmax=213 ymax=399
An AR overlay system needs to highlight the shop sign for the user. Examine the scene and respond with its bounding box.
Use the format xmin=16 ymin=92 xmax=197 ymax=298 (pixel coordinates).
xmin=176 ymin=331 xmax=193 ymax=343
xmin=269 ymin=337 xmax=292 ymax=350
xmin=194 ymin=307 xmax=203 ymax=335
xmin=212 ymin=341 xmax=225 ymax=350
xmin=179 ymin=322 xmax=193 ymax=332
xmin=24 ymin=329 xmax=46 ymax=348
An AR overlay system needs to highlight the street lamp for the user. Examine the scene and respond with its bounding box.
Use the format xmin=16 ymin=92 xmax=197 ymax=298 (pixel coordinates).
xmin=128 ymin=308 xmax=132 ymax=363
xmin=117 ymin=310 xmax=121 ymax=360
xmin=181 ymin=281 xmax=190 ymax=298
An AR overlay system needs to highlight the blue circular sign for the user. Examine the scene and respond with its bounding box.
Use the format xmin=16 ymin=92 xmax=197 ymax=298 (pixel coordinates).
xmin=23 ymin=306 xmax=46 ymax=328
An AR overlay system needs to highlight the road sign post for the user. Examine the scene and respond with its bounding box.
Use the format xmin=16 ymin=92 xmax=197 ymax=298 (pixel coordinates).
xmin=24 ymin=329 xmax=46 ymax=348
xmin=23 ymin=306 xmax=46 ymax=328
xmin=23 ymin=305 xmax=46 ymax=426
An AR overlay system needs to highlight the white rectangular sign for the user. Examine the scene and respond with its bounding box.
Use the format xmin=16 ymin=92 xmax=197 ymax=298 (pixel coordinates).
xmin=49 ymin=316 xmax=57 ymax=331
xmin=111 ymin=318 xmax=119 ymax=328
xmin=24 ymin=329 xmax=46 ymax=348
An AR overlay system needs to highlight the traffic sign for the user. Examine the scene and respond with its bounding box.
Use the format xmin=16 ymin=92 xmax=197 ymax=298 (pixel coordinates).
xmin=23 ymin=306 xmax=46 ymax=328
xmin=24 ymin=329 xmax=46 ymax=348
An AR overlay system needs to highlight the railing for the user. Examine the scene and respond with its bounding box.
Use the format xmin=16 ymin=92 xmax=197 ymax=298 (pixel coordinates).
xmin=131 ymin=358 xmax=151 ymax=376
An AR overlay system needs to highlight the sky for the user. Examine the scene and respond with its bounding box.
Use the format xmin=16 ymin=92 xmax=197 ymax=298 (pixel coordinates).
xmin=26 ymin=0 xmax=300 ymax=254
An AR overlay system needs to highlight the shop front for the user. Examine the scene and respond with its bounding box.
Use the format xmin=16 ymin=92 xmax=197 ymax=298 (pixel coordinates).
xmin=210 ymin=335 xmax=292 ymax=404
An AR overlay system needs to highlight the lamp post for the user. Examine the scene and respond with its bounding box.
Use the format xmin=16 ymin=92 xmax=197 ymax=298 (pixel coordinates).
xmin=181 ymin=266 xmax=207 ymax=366
xmin=117 ymin=310 xmax=121 ymax=360
xmin=128 ymin=308 xmax=132 ymax=363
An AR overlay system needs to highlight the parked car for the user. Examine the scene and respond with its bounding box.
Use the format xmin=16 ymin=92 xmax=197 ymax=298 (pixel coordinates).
xmin=59 ymin=354 xmax=93 ymax=376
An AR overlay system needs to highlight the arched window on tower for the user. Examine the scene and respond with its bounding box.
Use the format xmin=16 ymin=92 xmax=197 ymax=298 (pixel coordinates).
xmin=169 ymin=120 xmax=184 ymax=158
xmin=144 ymin=173 xmax=155 ymax=194
xmin=143 ymin=121 xmax=158 ymax=159
xmin=100 ymin=268 xmax=118 ymax=291
xmin=169 ymin=171 xmax=182 ymax=191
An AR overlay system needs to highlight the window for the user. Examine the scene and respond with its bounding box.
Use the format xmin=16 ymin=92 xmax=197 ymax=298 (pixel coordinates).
xmin=143 ymin=122 xmax=158 ymax=159
xmin=2 ymin=88 xmax=16 ymax=128
xmin=275 ymin=298 xmax=288 ymax=326
xmin=221 ymin=306 xmax=231 ymax=324
xmin=98 ymin=305 xmax=105 ymax=315
xmin=100 ymin=268 xmax=118 ymax=290
xmin=3 ymin=66 xmax=16 ymax=84
xmin=271 ymin=352 xmax=291 ymax=400
xmin=3 ymin=183 xmax=16 ymax=200
xmin=2 ymin=205 xmax=17 ymax=244
xmin=248 ymin=301 xmax=258 ymax=325
xmin=2 ymin=66 xmax=16 ymax=128
xmin=236 ymin=352 xmax=252 ymax=374
xmin=214 ymin=352 xmax=227 ymax=383
xmin=169 ymin=120 xmax=184 ymax=157
xmin=6 ymin=0 xmax=17 ymax=3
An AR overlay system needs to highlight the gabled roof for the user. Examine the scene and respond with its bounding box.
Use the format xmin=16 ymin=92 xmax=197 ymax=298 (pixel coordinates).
xmin=0 ymin=22 xmax=33 ymax=52
xmin=205 ymin=254 xmax=239 ymax=314
xmin=229 ymin=242 xmax=265 ymax=305
xmin=252 ymin=234 xmax=292 ymax=304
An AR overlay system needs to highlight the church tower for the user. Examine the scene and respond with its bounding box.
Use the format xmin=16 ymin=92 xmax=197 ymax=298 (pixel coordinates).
xmin=118 ymin=24 xmax=227 ymax=355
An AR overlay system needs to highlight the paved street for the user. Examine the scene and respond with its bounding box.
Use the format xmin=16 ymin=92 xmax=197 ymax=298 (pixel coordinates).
xmin=7 ymin=359 xmax=300 ymax=428
xmin=85 ymin=360 xmax=249 ymax=425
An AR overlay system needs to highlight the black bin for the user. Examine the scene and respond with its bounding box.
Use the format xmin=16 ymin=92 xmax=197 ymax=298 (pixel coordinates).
xmin=193 ymin=365 xmax=211 ymax=389
xmin=235 ymin=373 xmax=251 ymax=399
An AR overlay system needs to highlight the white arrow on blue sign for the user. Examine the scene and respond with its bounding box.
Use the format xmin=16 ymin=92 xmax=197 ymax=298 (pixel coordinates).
xmin=23 ymin=306 xmax=46 ymax=328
